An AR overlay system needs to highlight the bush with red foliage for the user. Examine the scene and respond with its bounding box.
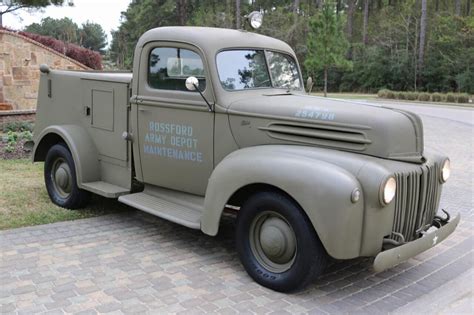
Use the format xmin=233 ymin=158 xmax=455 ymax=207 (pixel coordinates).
xmin=65 ymin=44 xmax=102 ymax=70
xmin=0 ymin=27 xmax=102 ymax=70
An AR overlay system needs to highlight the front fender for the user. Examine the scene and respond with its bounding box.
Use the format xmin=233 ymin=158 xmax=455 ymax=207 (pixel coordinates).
xmin=33 ymin=125 xmax=100 ymax=186
xmin=201 ymin=146 xmax=365 ymax=259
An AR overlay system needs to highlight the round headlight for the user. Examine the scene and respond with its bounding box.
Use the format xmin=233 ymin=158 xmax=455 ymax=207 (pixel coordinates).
xmin=441 ymin=159 xmax=451 ymax=183
xmin=247 ymin=11 xmax=263 ymax=29
xmin=381 ymin=176 xmax=396 ymax=205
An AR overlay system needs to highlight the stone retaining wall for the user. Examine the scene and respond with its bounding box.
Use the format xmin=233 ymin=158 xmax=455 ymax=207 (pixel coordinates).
xmin=0 ymin=30 xmax=89 ymax=110
xmin=0 ymin=110 xmax=35 ymax=130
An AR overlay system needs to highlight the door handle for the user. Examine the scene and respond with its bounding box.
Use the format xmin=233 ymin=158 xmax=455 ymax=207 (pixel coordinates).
xmin=84 ymin=106 xmax=91 ymax=116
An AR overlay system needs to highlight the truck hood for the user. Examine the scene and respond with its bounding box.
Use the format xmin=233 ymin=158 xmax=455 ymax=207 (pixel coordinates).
xmin=227 ymin=94 xmax=424 ymax=163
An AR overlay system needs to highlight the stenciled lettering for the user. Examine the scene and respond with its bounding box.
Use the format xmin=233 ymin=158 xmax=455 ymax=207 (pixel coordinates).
xmin=295 ymin=106 xmax=336 ymax=121
xmin=144 ymin=121 xmax=203 ymax=163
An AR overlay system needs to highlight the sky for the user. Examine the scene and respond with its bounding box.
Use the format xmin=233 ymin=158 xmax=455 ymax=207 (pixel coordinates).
xmin=3 ymin=0 xmax=132 ymax=45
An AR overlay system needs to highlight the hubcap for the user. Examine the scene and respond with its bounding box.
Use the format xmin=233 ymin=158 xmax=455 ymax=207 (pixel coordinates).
xmin=51 ymin=159 xmax=72 ymax=198
xmin=250 ymin=211 xmax=297 ymax=273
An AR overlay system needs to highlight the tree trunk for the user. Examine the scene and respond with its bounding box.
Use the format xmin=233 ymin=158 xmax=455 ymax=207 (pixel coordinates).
xmin=177 ymin=0 xmax=187 ymax=26
xmin=455 ymin=0 xmax=461 ymax=16
xmin=418 ymin=0 xmax=427 ymax=86
xmin=363 ymin=0 xmax=370 ymax=45
xmin=377 ymin=0 xmax=382 ymax=10
xmin=236 ymin=0 xmax=241 ymax=29
xmin=226 ymin=0 xmax=232 ymax=28
xmin=293 ymin=0 xmax=300 ymax=22
xmin=346 ymin=0 xmax=356 ymax=58
xmin=414 ymin=18 xmax=418 ymax=90
xmin=324 ymin=67 xmax=328 ymax=97
xmin=0 ymin=13 xmax=3 ymax=28
xmin=467 ymin=0 xmax=472 ymax=16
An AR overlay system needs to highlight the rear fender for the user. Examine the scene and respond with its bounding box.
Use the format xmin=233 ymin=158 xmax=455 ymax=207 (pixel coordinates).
xmin=201 ymin=146 xmax=365 ymax=259
xmin=33 ymin=125 xmax=100 ymax=186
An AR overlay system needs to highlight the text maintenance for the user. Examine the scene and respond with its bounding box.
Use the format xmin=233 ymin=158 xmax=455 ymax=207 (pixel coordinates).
xmin=143 ymin=121 xmax=204 ymax=163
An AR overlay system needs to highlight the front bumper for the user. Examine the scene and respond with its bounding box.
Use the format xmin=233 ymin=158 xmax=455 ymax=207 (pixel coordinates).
xmin=373 ymin=213 xmax=460 ymax=273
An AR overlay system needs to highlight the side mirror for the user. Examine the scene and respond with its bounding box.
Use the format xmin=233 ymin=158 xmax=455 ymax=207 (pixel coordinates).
xmin=185 ymin=76 xmax=213 ymax=112
xmin=306 ymin=77 xmax=314 ymax=94
xmin=185 ymin=76 xmax=199 ymax=91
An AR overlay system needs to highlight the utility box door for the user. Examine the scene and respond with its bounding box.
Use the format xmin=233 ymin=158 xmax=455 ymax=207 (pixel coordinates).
xmin=82 ymin=79 xmax=128 ymax=163
xmin=91 ymin=89 xmax=115 ymax=131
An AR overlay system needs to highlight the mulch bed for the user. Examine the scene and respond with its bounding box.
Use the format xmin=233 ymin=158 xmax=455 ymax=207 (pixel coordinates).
xmin=0 ymin=138 xmax=32 ymax=159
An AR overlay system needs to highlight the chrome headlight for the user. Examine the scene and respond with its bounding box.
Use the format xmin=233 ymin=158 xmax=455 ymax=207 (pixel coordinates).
xmin=440 ymin=159 xmax=451 ymax=183
xmin=380 ymin=176 xmax=396 ymax=205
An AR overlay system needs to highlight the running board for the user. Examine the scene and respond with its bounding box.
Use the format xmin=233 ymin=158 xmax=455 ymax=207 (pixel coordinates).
xmin=81 ymin=181 xmax=130 ymax=198
xmin=118 ymin=186 xmax=204 ymax=229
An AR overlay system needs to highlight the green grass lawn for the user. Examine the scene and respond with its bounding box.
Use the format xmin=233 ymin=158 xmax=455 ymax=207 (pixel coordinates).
xmin=0 ymin=159 xmax=129 ymax=230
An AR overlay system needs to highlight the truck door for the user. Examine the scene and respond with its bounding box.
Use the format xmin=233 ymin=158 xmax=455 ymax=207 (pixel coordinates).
xmin=134 ymin=43 xmax=214 ymax=196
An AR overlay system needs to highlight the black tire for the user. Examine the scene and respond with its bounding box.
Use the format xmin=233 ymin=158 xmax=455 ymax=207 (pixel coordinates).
xmin=44 ymin=143 xmax=90 ymax=209
xmin=236 ymin=191 xmax=327 ymax=292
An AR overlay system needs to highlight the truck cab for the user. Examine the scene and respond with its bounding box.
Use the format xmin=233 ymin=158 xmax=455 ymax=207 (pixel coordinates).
xmin=32 ymin=26 xmax=459 ymax=292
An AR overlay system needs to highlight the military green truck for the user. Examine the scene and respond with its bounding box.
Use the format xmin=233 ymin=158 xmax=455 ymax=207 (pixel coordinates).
xmin=32 ymin=24 xmax=459 ymax=292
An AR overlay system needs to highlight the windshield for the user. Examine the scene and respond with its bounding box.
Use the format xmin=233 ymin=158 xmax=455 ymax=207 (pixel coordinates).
xmin=216 ymin=50 xmax=302 ymax=91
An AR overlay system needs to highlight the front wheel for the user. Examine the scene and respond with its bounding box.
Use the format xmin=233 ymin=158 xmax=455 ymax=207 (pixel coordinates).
xmin=236 ymin=191 xmax=327 ymax=292
xmin=44 ymin=143 xmax=90 ymax=209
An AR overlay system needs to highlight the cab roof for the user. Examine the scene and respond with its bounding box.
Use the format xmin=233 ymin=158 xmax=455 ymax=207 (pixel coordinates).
xmin=136 ymin=26 xmax=294 ymax=56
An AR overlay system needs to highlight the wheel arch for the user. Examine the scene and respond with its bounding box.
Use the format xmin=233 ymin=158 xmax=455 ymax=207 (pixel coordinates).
xmin=227 ymin=183 xmax=296 ymax=208
xmin=33 ymin=125 xmax=100 ymax=186
xmin=201 ymin=146 xmax=365 ymax=259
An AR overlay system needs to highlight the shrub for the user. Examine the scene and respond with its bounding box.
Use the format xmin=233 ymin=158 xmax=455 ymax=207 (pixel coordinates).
xmin=418 ymin=93 xmax=431 ymax=102
xmin=406 ymin=92 xmax=419 ymax=100
xmin=6 ymin=131 xmax=17 ymax=145
xmin=4 ymin=143 xmax=15 ymax=153
xmin=18 ymin=131 xmax=33 ymax=141
xmin=446 ymin=93 xmax=456 ymax=103
xmin=17 ymin=31 xmax=102 ymax=70
xmin=456 ymin=93 xmax=470 ymax=103
xmin=66 ymin=44 xmax=103 ymax=70
xmin=378 ymin=89 xmax=390 ymax=98
xmin=3 ymin=121 xmax=34 ymax=133
xmin=432 ymin=93 xmax=444 ymax=102
xmin=386 ymin=90 xmax=396 ymax=99
xmin=397 ymin=92 xmax=406 ymax=100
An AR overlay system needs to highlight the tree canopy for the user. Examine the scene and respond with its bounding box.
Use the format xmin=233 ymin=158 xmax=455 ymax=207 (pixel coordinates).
xmin=25 ymin=17 xmax=107 ymax=53
xmin=105 ymin=0 xmax=472 ymax=94
xmin=0 ymin=0 xmax=66 ymax=26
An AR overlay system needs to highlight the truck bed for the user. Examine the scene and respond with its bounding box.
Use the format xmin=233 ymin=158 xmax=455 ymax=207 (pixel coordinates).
xmin=34 ymin=68 xmax=133 ymax=192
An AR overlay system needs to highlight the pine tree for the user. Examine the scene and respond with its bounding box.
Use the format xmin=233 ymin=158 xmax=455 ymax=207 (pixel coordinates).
xmin=304 ymin=2 xmax=352 ymax=97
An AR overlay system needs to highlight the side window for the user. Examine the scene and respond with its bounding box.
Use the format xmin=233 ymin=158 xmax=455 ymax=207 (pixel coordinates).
xmin=148 ymin=47 xmax=206 ymax=91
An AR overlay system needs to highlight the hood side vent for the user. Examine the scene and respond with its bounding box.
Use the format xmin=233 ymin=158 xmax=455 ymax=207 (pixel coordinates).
xmin=259 ymin=123 xmax=372 ymax=151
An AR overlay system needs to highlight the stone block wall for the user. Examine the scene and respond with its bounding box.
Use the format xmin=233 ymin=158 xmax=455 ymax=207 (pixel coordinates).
xmin=0 ymin=110 xmax=35 ymax=130
xmin=0 ymin=30 xmax=89 ymax=110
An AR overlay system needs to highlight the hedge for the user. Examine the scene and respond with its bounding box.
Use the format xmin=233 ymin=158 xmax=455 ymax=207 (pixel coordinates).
xmin=1 ymin=27 xmax=102 ymax=70
xmin=378 ymin=90 xmax=471 ymax=104
xmin=18 ymin=31 xmax=102 ymax=70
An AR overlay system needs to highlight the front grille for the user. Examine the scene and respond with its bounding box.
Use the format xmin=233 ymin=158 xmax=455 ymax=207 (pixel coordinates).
xmin=391 ymin=162 xmax=442 ymax=242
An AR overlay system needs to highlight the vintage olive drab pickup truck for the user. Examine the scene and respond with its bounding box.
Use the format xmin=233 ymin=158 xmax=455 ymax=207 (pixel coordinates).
xmin=32 ymin=20 xmax=459 ymax=292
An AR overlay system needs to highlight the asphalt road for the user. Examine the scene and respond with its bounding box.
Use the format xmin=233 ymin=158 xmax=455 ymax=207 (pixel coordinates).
xmin=0 ymin=101 xmax=473 ymax=314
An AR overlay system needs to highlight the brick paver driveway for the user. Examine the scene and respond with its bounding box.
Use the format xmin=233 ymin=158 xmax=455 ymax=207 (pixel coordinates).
xmin=1 ymin=102 xmax=473 ymax=314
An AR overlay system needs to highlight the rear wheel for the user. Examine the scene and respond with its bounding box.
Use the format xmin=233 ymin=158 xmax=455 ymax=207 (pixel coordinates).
xmin=236 ymin=191 xmax=327 ymax=292
xmin=44 ymin=144 xmax=90 ymax=209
